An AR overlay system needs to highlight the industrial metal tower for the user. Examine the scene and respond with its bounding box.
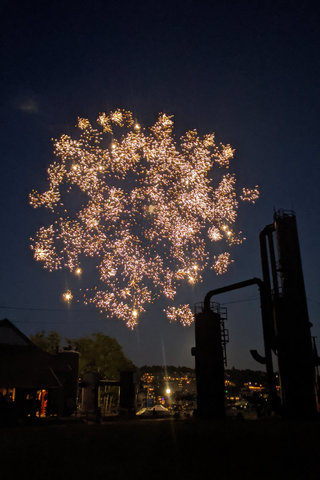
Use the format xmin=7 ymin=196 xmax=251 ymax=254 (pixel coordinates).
xmin=193 ymin=210 xmax=319 ymax=419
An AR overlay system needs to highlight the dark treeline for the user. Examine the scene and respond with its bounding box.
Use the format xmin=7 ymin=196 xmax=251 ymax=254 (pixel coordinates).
xmin=139 ymin=365 xmax=195 ymax=376
xmin=225 ymin=368 xmax=268 ymax=387
xmin=30 ymin=330 xmax=135 ymax=380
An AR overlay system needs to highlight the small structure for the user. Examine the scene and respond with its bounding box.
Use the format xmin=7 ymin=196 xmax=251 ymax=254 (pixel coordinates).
xmin=78 ymin=370 xmax=137 ymax=419
xmin=0 ymin=319 xmax=79 ymax=422
xmin=192 ymin=303 xmax=227 ymax=419
xmin=119 ymin=371 xmax=137 ymax=416
xmin=136 ymin=404 xmax=170 ymax=417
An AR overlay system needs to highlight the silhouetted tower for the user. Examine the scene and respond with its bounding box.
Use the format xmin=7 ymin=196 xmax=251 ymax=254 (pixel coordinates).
xmin=272 ymin=211 xmax=318 ymax=417
xmin=192 ymin=303 xmax=228 ymax=419
xmin=195 ymin=210 xmax=319 ymax=419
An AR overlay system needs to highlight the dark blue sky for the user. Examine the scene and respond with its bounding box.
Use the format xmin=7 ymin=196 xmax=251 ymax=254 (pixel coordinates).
xmin=1 ymin=0 xmax=320 ymax=368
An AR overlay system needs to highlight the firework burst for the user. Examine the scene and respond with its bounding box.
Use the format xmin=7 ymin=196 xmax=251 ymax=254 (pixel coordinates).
xmin=30 ymin=109 xmax=258 ymax=328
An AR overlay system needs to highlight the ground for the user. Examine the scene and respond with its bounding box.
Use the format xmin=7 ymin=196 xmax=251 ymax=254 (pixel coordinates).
xmin=1 ymin=417 xmax=319 ymax=479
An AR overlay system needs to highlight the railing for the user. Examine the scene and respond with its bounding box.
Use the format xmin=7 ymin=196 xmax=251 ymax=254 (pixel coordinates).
xmin=194 ymin=301 xmax=229 ymax=366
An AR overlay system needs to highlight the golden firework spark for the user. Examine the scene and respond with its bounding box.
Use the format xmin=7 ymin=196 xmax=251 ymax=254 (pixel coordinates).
xmin=30 ymin=109 xmax=259 ymax=327
xmin=165 ymin=304 xmax=195 ymax=327
xmin=62 ymin=290 xmax=73 ymax=303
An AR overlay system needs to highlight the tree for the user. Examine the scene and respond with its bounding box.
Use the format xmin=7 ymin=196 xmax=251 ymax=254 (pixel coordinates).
xmin=67 ymin=333 xmax=135 ymax=380
xmin=30 ymin=330 xmax=62 ymax=354
xmin=30 ymin=330 xmax=135 ymax=380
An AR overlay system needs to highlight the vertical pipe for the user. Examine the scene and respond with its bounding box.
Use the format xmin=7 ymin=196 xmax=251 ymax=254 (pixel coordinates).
xmin=259 ymin=228 xmax=279 ymax=412
xmin=259 ymin=226 xmax=275 ymax=345
xmin=274 ymin=210 xmax=318 ymax=417
xmin=266 ymin=228 xmax=281 ymax=362
xmin=194 ymin=307 xmax=225 ymax=419
xmin=266 ymin=230 xmax=280 ymax=299
xmin=256 ymin=281 xmax=279 ymax=413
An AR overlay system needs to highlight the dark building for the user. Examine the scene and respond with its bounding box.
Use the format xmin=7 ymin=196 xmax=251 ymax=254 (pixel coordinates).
xmin=0 ymin=318 xmax=79 ymax=421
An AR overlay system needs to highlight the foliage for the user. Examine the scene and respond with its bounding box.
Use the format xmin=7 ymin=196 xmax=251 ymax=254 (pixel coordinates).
xmin=30 ymin=330 xmax=135 ymax=380
xmin=30 ymin=330 xmax=62 ymax=354
xmin=225 ymin=368 xmax=268 ymax=387
xmin=139 ymin=365 xmax=195 ymax=376
xmin=67 ymin=333 xmax=135 ymax=380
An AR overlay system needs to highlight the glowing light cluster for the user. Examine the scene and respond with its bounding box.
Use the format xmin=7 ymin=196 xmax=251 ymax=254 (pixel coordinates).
xmin=212 ymin=252 xmax=234 ymax=275
xmin=62 ymin=290 xmax=73 ymax=303
xmin=30 ymin=109 xmax=259 ymax=328
xmin=165 ymin=304 xmax=195 ymax=327
xmin=240 ymin=186 xmax=259 ymax=203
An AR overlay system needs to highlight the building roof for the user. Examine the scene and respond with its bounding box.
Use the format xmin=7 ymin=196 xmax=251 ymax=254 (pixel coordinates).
xmin=0 ymin=344 xmax=63 ymax=388
xmin=0 ymin=319 xmax=74 ymax=389
xmin=0 ymin=318 xmax=34 ymax=346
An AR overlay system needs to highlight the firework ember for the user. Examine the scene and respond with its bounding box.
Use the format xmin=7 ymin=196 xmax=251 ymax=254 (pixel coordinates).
xmin=30 ymin=109 xmax=259 ymax=328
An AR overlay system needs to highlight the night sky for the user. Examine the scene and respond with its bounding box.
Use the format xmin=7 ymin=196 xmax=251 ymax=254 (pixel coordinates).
xmin=1 ymin=0 xmax=320 ymax=369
